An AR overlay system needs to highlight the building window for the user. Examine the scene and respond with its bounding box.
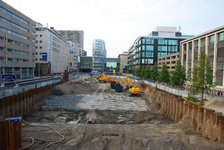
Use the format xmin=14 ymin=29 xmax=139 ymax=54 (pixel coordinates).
xmin=168 ymin=46 xmax=177 ymax=52
xmin=146 ymin=52 xmax=154 ymax=57
xmin=40 ymin=46 xmax=42 ymax=49
xmin=36 ymin=34 xmax=38 ymax=37
xmin=142 ymin=52 xmax=145 ymax=57
xmin=158 ymin=46 xmax=167 ymax=51
xmin=0 ymin=27 xmax=28 ymax=40
xmin=158 ymin=52 xmax=167 ymax=57
xmin=36 ymin=53 xmax=38 ymax=55
xmin=36 ymin=46 xmax=38 ymax=49
xmin=40 ymin=40 xmax=42 ymax=43
xmin=146 ymin=39 xmax=154 ymax=44
xmin=40 ymin=52 xmax=42 ymax=55
xmin=194 ymin=40 xmax=198 ymax=48
xmin=39 ymin=58 xmax=42 ymax=61
xmin=158 ymin=39 xmax=167 ymax=45
xmin=146 ymin=45 xmax=153 ymax=51
xmin=168 ymin=40 xmax=177 ymax=45
xmin=35 ymin=58 xmax=37 ymax=61
xmin=40 ymin=35 xmax=42 ymax=37
xmin=201 ymin=38 xmax=205 ymax=47
xmin=142 ymin=45 xmax=145 ymax=50
xmin=0 ymin=17 xmax=29 ymax=32
xmin=36 ymin=41 xmax=38 ymax=43
xmin=209 ymin=35 xmax=215 ymax=44
xmin=142 ymin=39 xmax=145 ymax=44
xmin=218 ymin=32 xmax=224 ymax=42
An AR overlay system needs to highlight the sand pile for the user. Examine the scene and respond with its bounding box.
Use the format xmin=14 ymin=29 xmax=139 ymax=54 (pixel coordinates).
xmin=56 ymin=77 xmax=99 ymax=95
xmin=204 ymin=97 xmax=224 ymax=113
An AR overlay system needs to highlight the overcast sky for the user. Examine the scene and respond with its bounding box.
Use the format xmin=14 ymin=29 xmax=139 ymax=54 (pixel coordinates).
xmin=3 ymin=0 xmax=224 ymax=58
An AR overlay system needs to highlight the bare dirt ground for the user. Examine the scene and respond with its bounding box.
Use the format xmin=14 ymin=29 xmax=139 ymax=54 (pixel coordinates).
xmin=22 ymin=77 xmax=224 ymax=150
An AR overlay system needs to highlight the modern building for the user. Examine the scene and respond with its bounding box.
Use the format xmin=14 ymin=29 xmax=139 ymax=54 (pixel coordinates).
xmin=128 ymin=26 xmax=194 ymax=73
xmin=118 ymin=51 xmax=128 ymax=73
xmin=92 ymin=39 xmax=107 ymax=72
xmin=35 ymin=24 xmax=69 ymax=75
xmin=79 ymin=56 xmax=92 ymax=72
xmin=104 ymin=58 xmax=120 ymax=73
xmin=56 ymin=30 xmax=84 ymax=56
xmin=0 ymin=1 xmax=36 ymax=81
xmin=67 ymin=41 xmax=78 ymax=71
xmin=180 ymin=25 xmax=224 ymax=87
xmin=158 ymin=52 xmax=179 ymax=71
xmin=82 ymin=50 xmax=87 ymax=56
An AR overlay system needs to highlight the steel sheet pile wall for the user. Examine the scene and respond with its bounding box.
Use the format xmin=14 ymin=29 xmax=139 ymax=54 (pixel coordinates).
xmin=141 ymin=84 xmax=224 ymax=144
xmin=0 ymin=79 xmax=66 ymax=149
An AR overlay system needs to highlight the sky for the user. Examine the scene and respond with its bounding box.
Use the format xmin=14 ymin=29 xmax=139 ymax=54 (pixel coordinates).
xmin=3 ymin=0 xmax=224 ymax=58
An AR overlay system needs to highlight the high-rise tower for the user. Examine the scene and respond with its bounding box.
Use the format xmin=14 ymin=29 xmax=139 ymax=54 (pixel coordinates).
xmin=92 ymin=39 xmax=106 ymax=72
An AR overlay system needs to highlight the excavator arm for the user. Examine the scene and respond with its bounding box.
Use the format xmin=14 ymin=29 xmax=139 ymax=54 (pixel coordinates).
xmin=126 ymin=76 xmax=134 ymax=88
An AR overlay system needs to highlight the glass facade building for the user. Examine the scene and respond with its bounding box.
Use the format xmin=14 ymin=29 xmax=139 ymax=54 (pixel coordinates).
xmin=104 ymin=58 xmax=120 ymax=73
xmin=92 ymin=39 xmax=107 ymax=72
xmin=128 ymin=26 xmax=193 ymax=72
xmin=79 ymin=56 xmax=92 ymax=72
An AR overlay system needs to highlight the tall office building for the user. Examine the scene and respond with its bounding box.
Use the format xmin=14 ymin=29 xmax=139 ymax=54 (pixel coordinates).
xmin=67 ymin=41 xmax=78 ymax=71
xmin=35 ymin=24 xmax=69 ymax=75
xmin=180 ymin=25 xmax=224 ymax=87
xmin=127 ymin=26 xmax=193 ymax=72
xmin=92 ymin=39 xmax=106 ymax=72
xmin=0 ymin=1 xmax=36 ymax=80
xmin=56 ymin=30 xmax=84 ymax=57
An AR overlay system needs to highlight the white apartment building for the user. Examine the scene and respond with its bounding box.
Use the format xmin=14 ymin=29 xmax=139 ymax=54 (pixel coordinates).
xmin=35 ymin=23 xmax=69 ymax=75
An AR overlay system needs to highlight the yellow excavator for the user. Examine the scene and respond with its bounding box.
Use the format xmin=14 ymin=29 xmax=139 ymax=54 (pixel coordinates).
xmin=125 ymin=76 xmax=141 ymax=96
xmin=98 ymin=73 xmax=111 ymax=83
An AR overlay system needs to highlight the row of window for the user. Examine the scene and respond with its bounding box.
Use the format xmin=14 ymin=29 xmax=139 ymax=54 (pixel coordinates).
xmin=0 ymin=36 xmax=29 ymax=47
xmin=140 ymin=39 xmax=178 ymax=45
xmin=0 ymin=7 xmax=29 ymax=25
xmin=0 ymin=17 xmax=29 ymax=32
xmin=36 ymin=40 xmax=42 ymax=43
xmin=0 ymin=27 xmax=28 ymax=40
xmin=36 ymin=34 xmax=42 ymax=37
xmin=185 ymin=32 xmax=224 ymax=49
xmin=0 ymin=57 xmax=29 ymax=62
xmin=0 ymin=47 xmax=29 ymax=55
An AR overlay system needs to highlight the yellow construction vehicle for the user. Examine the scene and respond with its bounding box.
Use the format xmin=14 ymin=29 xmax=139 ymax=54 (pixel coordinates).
xmin=86 ymin=76 xmax=95 ymax=81
xmin=125 ymin=76 xmax=141 ymax=96
xmin=98 ymin=73 xmax=111 ymax=83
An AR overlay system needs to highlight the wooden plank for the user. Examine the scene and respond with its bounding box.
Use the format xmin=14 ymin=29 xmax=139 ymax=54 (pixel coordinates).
xmin=9 ymin=122 xmax=15 ymax=150
xmin=7 ymin=97 xmax=10 ymax=118
xmin=0 ymin=122 xmax=3 ymax=150
xmin=16 ymin=122 xmax=22 ymax=149
xmin=16 ymin=94 xmax=20 ymax=116
xmin=13 ymin=95 xmax=16 ymax=117
xmin=3 ymin=121 xmax=9 ymax=150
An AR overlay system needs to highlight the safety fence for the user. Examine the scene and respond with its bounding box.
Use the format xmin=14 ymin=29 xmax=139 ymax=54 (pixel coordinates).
xmin=106 ymin=75 xmax=224 ymax=100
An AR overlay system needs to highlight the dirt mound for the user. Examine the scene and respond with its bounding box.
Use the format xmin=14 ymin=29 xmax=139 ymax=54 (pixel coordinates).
xmin=204 ymin=97 xmax=224 ymax=113
xmin=56 ymin=77 xmax=99 ymax=95
xmin=204 ymin=97 xmax=224 ymax=107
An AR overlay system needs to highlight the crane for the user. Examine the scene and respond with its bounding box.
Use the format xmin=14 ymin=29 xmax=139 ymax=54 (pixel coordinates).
xmin=125 ymin=76 xmax=141 ymax=96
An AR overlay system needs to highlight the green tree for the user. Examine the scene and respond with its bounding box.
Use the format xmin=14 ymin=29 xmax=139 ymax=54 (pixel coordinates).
xmin=159 ymin=63 xmax=170 ymax=83
xmin=136 ymin=66 xmax=141 ymax=77
xmin=144 ymin=65 xmax=151 ymax=79
xmin=151 ymin=62 xmax=159 ymax=81
xmin=139 ymin=66 xmax=145 ymax=78
xmin=188 ymin=50 xmax=216 ymax=100
xmin=170 ymin=60 xmax=186 ymax=87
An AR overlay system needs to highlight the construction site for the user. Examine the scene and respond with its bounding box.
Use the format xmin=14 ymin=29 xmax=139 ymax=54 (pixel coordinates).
xmin=1 ymin=74 xmax=224 ymax=150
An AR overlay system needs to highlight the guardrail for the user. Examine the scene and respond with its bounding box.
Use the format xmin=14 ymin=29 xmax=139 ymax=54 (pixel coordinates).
xmin=106 ymin=75 xmax=224 ymax=100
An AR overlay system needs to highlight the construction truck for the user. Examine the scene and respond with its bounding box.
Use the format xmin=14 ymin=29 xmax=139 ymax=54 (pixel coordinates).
xmin=125 ymin=76 xmax=141 ymax=96
xmin=98 ymin=73 xmax=111 ymax=83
